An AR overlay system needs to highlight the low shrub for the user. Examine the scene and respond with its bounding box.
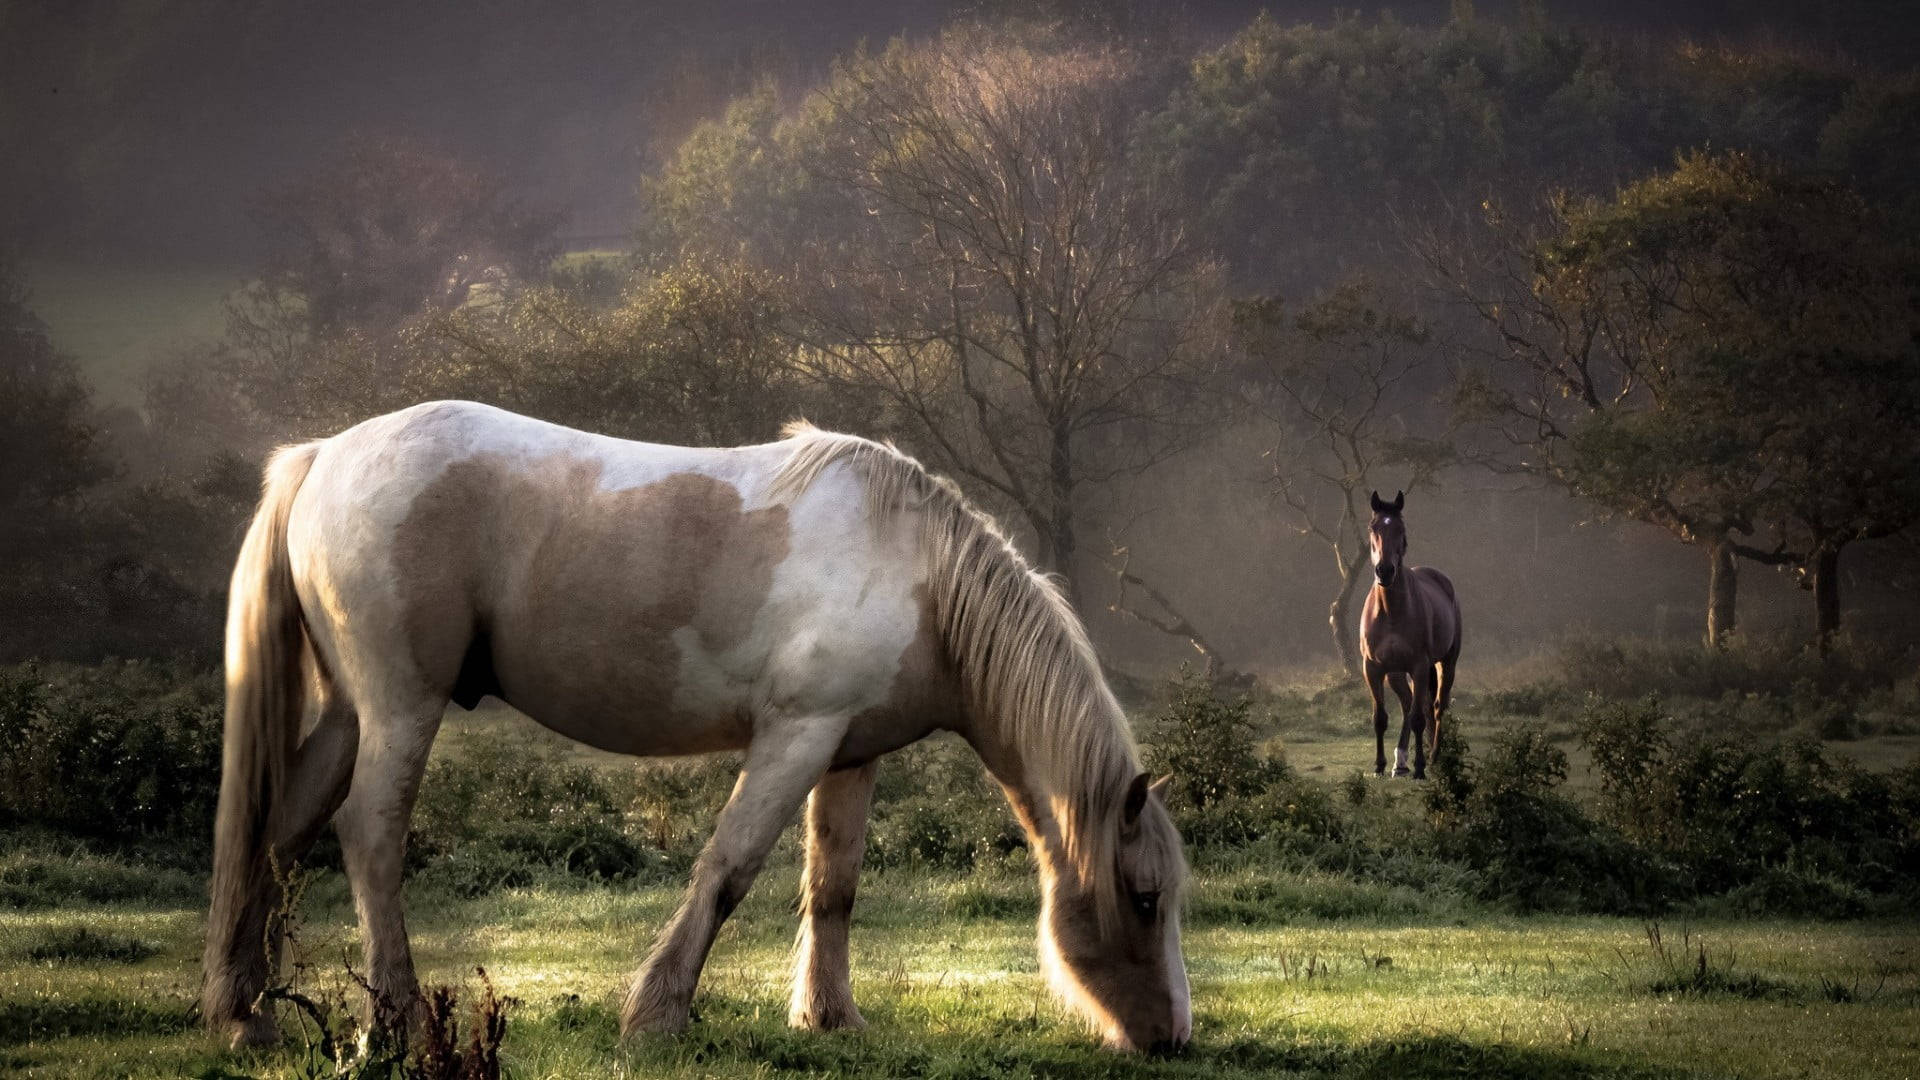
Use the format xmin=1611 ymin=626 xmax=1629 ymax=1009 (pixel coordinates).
xmin=1554 ymin=633 xmax=1913 ymax=703
xmin=866 ymin=737 xmax=1023 ymax=870
xmin=1578 ymin=698 xmax=1920 ymax=902
xmin=1139 ymin=670 xmax=1334 ymax=850
xmin=0 ymin=661 xmax=222 ymax=851
xmin=412 ymin=736 xmax=657 ymax=891
xmin=1427 ymin=727 xmax=1672 ymax=913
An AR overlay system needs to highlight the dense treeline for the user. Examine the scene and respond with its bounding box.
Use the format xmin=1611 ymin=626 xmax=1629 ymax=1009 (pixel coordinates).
xmin=4 ymin=7 xmax=1919 ymax=667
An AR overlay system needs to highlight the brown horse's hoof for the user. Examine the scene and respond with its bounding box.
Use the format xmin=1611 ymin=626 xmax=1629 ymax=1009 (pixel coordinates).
xmin=1392 ymin=766 xmax=1411 ymax=778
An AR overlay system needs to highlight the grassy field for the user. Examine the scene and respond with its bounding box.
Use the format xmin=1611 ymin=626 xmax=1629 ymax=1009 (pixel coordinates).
xmin=3 ymin=865 xmax=1917 ymax=1079
xmin=4 ymin=656 xmax=1917 ymax=1078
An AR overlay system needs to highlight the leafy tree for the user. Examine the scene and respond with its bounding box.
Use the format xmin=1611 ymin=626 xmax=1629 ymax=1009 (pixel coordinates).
xmin=1432 ymin=152 xmax=1920 ymax=647
xmin=0 ymin=263 xmax=112 ymax=524
xmin=1147 ymin=10 xmax=1859 ymax=292
xmin=250 ymin=135 xmax=562 ymax=333
xmin=0 ymin=259 xmax=119 ymax=659
xmin=1236 ymin=280 xmax=1453 ymax=675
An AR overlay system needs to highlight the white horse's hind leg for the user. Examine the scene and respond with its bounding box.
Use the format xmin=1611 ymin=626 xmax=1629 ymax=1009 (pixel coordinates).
xmin=790 ymin=761 xmax=879 ymax=1031
xmin=215 ymin=691 xmax=359 ymax=1048
xmin=625 ymin=715 xmax=848 ymax=1036
xmin=333 ymin=691 xmax=443 ymax=1021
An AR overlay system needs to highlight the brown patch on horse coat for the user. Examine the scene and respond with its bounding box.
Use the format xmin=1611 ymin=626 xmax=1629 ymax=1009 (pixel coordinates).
xmin=835 ymin=585 xmax=958 ymax=766
xmin=392 ymin=454 xmax=789 ymax=754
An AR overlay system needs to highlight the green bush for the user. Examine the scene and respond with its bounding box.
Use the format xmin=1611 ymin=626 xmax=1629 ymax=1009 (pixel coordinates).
xmin=0 ymin=662 xmax=222 ymax=851
xmin=1428 ymin=727 xmax=1672 ymax=913
xmin=1578 ymin=698 xmax=1920 ymax=904
xmin=1139 ymin=671 xmax=1333 ymax=850
xmin=866 ymin=737 xmax=1023 ymax=870
xmin=1554 ymin=634 xmax=1912 ymax=703
xmin=412 ymin=737 xmax=656 ymax=891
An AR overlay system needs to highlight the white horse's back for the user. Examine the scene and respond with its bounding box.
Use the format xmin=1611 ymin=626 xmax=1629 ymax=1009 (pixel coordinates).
xmin=287 ymin=401 xmax=938 ymax=760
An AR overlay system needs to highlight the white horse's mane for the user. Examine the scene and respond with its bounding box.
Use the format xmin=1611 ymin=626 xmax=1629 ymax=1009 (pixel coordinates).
xmin=770 ymin=421 xmax=1149 ymax=925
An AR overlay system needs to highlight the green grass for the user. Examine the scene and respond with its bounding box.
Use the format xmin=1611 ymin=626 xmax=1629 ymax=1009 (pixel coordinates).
xmin=2 ymin=865 xmax=1916 ymax=1079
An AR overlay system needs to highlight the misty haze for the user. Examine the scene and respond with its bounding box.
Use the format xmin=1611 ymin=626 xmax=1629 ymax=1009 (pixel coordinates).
xmin=2 ymin=2 xmax=1918 ymax=1078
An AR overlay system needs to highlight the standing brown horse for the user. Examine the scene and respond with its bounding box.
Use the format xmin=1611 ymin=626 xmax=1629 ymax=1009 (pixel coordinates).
xmin=1359 ymin=491 xmax=1461 ymax=780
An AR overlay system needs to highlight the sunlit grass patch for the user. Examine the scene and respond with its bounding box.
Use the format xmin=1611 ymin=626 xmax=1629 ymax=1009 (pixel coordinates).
xmin=3 ymin=872 xmax=1918 ymax=1078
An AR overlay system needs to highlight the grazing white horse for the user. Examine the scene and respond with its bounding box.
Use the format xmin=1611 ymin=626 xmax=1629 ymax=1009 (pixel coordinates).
xmin=203 ymin=401 xmax=1190 ymax=1053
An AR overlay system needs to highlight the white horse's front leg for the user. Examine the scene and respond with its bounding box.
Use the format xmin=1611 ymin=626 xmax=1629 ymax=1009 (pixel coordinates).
xmin=624 ymin=715 xmax=848 ymax=1037
xmin=790 ymin=761 xmax=879 ymax=1031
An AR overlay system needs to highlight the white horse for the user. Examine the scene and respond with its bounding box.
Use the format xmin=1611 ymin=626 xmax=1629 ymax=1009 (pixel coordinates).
xmin=202 ymin=401 xmax=1190 ymax=1053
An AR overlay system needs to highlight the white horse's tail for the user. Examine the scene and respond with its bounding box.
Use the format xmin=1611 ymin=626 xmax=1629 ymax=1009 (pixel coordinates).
xmin=203 ymin=441 xmax=318 ymax=1030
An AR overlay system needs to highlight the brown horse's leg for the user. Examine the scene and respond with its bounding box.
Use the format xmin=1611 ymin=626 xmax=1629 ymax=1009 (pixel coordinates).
xmin=208 ymin=690 xmax=359 ymax=1049
xmin=790 ymin=761 xmax=879 ymax=1031
xmin=1388 ymin=674 xmax=1414 ymax=777
xmin=1365 ymin=660 xmax=1391 ymax=776
xmin=626 ymin=715 xmax=847 ymax=1036
xmin=1409 ymin=666 xmax=1434 ymax=781
xmin=1433 ymin=644 xmax=1460 ymax=760
xmin=333 ymin=691 xmax=442 ymax=1026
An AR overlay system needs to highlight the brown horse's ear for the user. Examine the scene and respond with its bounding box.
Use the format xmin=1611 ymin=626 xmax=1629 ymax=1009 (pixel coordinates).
xmin=1369 ymin=491 xmax=1388 ymax=514
xmin=1123 ymin=771 xmax=1151 ymax=825
xmin=1391 ymin=490 xmax=1405 ymax=512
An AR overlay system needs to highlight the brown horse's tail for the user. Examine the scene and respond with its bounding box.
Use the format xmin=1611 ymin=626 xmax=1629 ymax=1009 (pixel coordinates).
xmin=203 ymin=441 xmax=319 ymax=1034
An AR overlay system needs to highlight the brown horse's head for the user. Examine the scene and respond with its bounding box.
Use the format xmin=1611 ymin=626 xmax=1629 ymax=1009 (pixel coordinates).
xmin=1039 ymin=772 xmax=1190 ymax=1053
xmin=1368 ymin=490 xmax=1407 ymax=587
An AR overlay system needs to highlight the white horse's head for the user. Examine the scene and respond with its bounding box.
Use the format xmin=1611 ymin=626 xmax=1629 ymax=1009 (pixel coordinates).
xmin=1039 ymin=771 xmax=1190 ymax=1053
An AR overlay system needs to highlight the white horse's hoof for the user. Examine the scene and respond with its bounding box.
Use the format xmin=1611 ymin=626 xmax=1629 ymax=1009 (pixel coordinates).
xmin=790 ymin=1003 xmax=867 ymax=1031
xmin=227 ymin=1011 xmax=280 ymax=1050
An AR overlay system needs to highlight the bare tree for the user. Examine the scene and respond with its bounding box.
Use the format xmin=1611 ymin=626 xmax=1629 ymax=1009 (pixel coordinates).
xmin=781 ymin=29 xmax=1226 ymax=599
xmin=1237 ymin=280 xmax=1451 ymax=675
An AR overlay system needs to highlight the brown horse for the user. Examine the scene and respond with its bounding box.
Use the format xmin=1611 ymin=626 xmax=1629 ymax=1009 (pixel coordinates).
xmin=201 ymin=402 xmax=1189 ymax=1054
xmin=1359 ymin=491 xmax=1461 ymax=780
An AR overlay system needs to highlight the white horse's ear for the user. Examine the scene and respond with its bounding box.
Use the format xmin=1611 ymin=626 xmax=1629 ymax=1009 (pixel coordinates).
xmin=1123 ymin=771 xmax=1151 ymax=824
xmin=1149 ymin=774 xmax=1173 ymax=801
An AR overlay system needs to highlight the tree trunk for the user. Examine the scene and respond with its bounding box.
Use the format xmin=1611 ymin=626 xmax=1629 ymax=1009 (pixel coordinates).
xmin=1811 ymin=546 xmax=1842 ymax=655
xmin=1705 ymin=538 xmax=1738 ymax=649
xmin=1328 ymin=558 xmax=1364 ymax=678
xmin=1047 ymin=420 xmax=1077 ymax=604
